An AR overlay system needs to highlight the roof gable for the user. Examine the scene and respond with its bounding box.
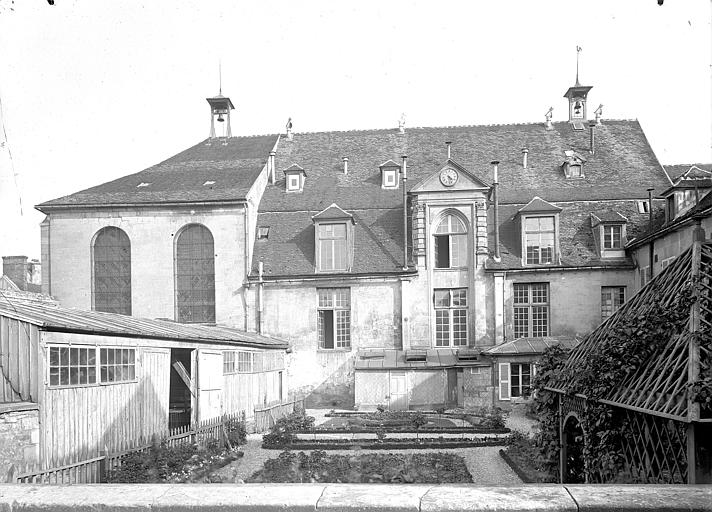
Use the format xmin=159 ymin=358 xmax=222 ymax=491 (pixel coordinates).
xmin=311 ymin=203 xmax=355 ymax=223
xmin=590 ymin=210 xmax=628 ymax=226
xmin=518 ymin=196 xmax=562 ymax=214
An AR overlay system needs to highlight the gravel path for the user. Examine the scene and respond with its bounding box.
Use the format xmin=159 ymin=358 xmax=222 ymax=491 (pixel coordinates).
xmin=213 ymin=435 xmax=521 ymax=484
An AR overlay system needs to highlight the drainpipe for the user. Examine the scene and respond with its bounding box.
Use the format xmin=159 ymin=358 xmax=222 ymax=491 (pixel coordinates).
xmin=491 ymin=161 xmax=501 ymax=262
xmin=647 ymin=188 xmax=655 ymax=281
xmin=402 ymin=155 xmax=408 ymax=270
xmin=257 ymin=261 xmax=264 ymax=334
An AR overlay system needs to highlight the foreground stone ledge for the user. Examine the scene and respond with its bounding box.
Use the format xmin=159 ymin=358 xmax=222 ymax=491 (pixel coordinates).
xmin=0 ymin=485 xmax=711 ymax=512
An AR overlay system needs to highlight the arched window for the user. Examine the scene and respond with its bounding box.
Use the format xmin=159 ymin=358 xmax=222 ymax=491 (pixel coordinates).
xmin=434 ymin=214 xmax=468 ymax=268
xmin=93 ymin=227 xmax=131 ymax=315
xmin=175 ymin=224 xmax=215 ymax=323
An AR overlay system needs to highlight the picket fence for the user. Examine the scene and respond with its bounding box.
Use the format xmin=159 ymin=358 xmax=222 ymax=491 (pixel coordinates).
xmin=7 ymin=411 xmax=245 ymax=484
xmin=253 ymin=398 xmax=304 ymax=433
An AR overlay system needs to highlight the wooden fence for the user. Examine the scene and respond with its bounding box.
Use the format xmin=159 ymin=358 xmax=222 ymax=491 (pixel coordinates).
xmin=252 ymin=398 xmax=304 ymax=433
xmin=8 ymin=411 xmax=245 ymax=484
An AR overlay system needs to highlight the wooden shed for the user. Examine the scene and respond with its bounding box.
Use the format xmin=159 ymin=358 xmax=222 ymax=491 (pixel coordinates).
xmin=0 ymin=295 xmax=288 ymax=470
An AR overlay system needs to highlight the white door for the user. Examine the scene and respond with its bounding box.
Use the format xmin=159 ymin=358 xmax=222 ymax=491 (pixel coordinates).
xmin=198 ymin=349 xmax=223 ymax=422
xmin=389 ymin=371 xmax=408 ymax=411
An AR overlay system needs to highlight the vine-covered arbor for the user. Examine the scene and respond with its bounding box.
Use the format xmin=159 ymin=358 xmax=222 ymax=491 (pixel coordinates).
xmin=549 ymin=226 xmax=711 ymax=484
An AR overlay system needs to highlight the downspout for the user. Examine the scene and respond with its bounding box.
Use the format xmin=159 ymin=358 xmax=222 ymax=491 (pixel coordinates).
xmin=491 ymin=161 xmax=501 ymax=262
xmin=402 ymin=155 xmax=408 ymax=270
xmin=257 ymin=261 xmax=264 ymax=335
xmin=244 ymin=204 xmax=250 ymax=331
xmin=647 ymin=188 xmax=654 ymax=281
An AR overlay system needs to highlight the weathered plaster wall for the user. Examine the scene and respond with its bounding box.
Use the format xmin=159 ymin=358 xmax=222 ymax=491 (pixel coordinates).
xmin=463 ymin=366 xmax=494 ymax=408
xmin=261 ymin=280 xmax=401 ymax=408
xmin=44 ymin=206 xmax=247 ymax=327
xmin=0 ymin=405 xmax=39 ymax=481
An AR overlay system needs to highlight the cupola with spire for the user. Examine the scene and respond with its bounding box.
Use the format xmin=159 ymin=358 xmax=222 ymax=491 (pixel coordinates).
xmin=206 ymin=67 xmax=235 ymax=139
xmin=564 ymin=46 xmax=593 ymax=129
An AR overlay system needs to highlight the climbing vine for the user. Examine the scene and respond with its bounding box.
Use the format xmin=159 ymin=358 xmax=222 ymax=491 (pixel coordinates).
xmin=533 ymin=279 xmax=703 ymax=483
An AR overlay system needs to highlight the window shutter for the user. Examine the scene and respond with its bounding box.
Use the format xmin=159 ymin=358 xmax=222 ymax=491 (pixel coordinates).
xmin=499 ymin=362 xmax=511 ymax=401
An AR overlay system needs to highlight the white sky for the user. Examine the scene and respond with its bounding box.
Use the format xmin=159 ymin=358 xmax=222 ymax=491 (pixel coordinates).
xmin=0 ymin=0 xmax=710 ymax=261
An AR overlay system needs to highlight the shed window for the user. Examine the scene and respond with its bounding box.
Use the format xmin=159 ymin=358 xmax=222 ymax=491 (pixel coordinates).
xmin=175 ymin=224 xmax=215 ymax=323
xmin=93 ymin=226 xmax=131 ymax=315
xmin=434 ymin=214 xmax=468 ymax=269
xmin=100 ymin=348 xmax=136 ymax=383
xmin=238 ymin=351 xmax=254 ymax=373
xmin=49 ymin=346 xmax=96 ymax=387
xmin=223 ymin=351 xmax=236 ymax=374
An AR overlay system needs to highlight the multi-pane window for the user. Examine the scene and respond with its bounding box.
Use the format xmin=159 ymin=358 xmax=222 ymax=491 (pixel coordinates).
xmin=318 ymin=288 xmax=351 ymax=349
xmin=317 ymin=223 xmax=348 ymax=271
xmin=640 ymin=266 xmax=651 ymax=287
xmin=238 ymin=351 xmax=254 ymax=372
xmin=434 ymin=288 xmax=468 ymax=347
xmin=100 ymin=348 xmax=136 ymax=383
xmin=524 ymin=216 xmax=555 ymax=265
xmin=49 ymin=346 xmax=136 ymax=387
xmin=175 ymin=224 xmax=215 ymax=323
xmin=513 ymin=283 xmax=549 ymax=338
xmin=93 ymin=227 xmax=131 ymax=315
xmin=434 ymin=214 xmax=468 ymax=269
xmin=510 ymin=363 xmax=532 ymax=398
xmin=223 ymin=351 xmax=236 ymax=374
xmin=603 ymin=225 xmax=622 ymax=249
xmin=601 ymin=286 xmax=625 ymax=320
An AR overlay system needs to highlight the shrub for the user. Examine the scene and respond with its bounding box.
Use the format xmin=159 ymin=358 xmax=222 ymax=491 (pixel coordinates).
xmin=411 ymin=411 xmax=427 ymax=429
xmin=262 ymin=411 xmax=315 ymax=447
xmin=107 ymin=441 xmax=200 ymax=483
xmin=376 ymin=404 xmax=387 ymax=413
xmin=225 ymin=416 xmax=247 ymax=447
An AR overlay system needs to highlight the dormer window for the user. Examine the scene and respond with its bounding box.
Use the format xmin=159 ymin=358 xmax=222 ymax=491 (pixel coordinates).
xmin=590 ymin=211 xmax=627 ymax=258
xmin=603 ymin=225 xmax=622 ymax=249
xmin=379 ymin=160 xmax=401 ymax=189
xmin=283 ymin=163 xmax=306 ymax=193
xmin=312 ymin=203 xmax=355 ymax=273
xmin=562 ymin=150 xmax=586 ymax=179
xmin=517 ymin=197 xmax=562 ymax=267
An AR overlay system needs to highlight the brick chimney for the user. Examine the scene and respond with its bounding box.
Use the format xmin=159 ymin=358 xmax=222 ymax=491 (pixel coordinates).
xmin=2 ymin=255 xmax=28 ymax=291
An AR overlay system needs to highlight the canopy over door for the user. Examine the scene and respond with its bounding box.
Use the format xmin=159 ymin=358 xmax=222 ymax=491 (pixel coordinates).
xmin=198 ymin=349 xmax=223 ymax=422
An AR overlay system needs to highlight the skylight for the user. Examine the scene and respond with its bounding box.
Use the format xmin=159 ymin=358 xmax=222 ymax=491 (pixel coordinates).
xmin=203 ymin=180 xmax=216 ymax=186
xmin=136 ymin=182 xmax=151 ymax=188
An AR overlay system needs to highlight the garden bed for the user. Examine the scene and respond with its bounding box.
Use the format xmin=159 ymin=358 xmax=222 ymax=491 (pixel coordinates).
xmin=247 ymin=450 xmax=472 ymax=483
xmin=263 ymin=437 xmax=507 ymax=450
xmin=301 ymin=426 xmax=510 ymax=434
xmin=322 ymin=408 xmax=506 ymax=430
xmin=499 ymin=432 xmax=556 ymax=483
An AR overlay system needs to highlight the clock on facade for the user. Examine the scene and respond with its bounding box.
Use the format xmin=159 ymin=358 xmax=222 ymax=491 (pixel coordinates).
xmin=439 ymin=168 xmax=458 ymax=186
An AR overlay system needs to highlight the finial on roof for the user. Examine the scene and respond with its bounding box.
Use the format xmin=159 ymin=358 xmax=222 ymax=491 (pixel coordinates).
xmin=545 ymin=107 xmax=553 ymax=130
xmin=286 ymin=117 xmax=293 ymax=141
xmin=398 ymin=113 xmax=406 ymax=134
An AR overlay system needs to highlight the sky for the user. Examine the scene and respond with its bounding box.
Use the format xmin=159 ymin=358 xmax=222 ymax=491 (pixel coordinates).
xmin=0 ymin=0 xmax=710 ymax=261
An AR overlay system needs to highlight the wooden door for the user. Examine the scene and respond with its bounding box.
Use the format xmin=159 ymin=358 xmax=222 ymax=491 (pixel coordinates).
xmin=389 ymin=371 xmax=408 ymax=411
xmin=197 ymin=349 xmax=223 ymax=422
xmin=456 ymin=369 xmax=464 ymax=407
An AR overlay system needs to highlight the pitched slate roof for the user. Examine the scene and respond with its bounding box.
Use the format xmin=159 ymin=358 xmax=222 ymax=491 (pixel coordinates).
xmin=0 ymin=295 xmax=288 ymax=348
xmin=36 ymin=135 xmax=279 ymax=209
xmin=487 ymin=199 xmax=655 ymax=271
xmin=483 ymin=336 xmax=579 ymax=356
xmin=254 ymin=121 xmax=669 ymax=277
xmin=664 ymin=164 xmax=712 ymax=182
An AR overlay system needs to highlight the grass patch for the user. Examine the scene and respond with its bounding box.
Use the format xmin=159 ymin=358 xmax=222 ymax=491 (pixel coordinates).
xmin=247 ymin=450 xmax=472 ymax=483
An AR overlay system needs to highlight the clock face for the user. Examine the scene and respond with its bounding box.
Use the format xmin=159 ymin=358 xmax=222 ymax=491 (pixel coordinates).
xmin=440 ymin=168 xmax=458 ymax=186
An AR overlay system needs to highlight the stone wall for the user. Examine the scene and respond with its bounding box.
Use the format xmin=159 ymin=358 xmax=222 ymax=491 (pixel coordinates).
xmin=0 ymin=404 xmax=39 ymax=482
xmin=463 ymin=366 xmax=494 ymax=408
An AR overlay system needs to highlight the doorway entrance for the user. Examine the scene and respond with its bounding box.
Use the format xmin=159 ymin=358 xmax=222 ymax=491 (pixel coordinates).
xmin=169 ymin=348 xmax=193 ymax=429
xmin=389 ymin=371 xmax=408 ymax=410
xmin=562 ymin=414 xmax=585 ymax=483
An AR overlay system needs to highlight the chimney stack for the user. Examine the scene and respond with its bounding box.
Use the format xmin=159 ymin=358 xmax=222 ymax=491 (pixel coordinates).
xmin=491 ymin=162 xmax=501 ymax=262
xmin=342 ymin=157 xmax=349 ymax=175
xmin=2 ymin=255 xmax=28 ymax=291
xmin=522 ymin=148 xmax=529 ymax=169
xmin=446 ymin=142 xmax=452 ymax=160
xmin=589 ymin=121 xmax=596 ymax=154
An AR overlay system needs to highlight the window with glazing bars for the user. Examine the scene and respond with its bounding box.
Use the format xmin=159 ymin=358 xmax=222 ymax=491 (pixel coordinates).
xmin=93 ymin=226 xmax=131 ymax=315
xmin=603 ymin=225 xmax=622 ymax=249
xmin=49 ymin=346 xmax=96 ymax=386
xmin=318 ymin=288 xmax=351 ymax=349
xmin=238 ymin=352 xmax=253 ymax=372
xmin=223 ymin=351 xmax=236 ymax=374
xmin=434 ymin=214 xmax=468 ymax=268
xmin=434 ymin=288 xmax=468 ymax=347
xmin=317 ymin=223 xmax=348 ymax=271
xmin=100 ymin=348 xmax=136 ymax=383
xmin=601 ymin=286 xmax=625 ymax=320
xmin=513 ymin=283 xmax=549 ymax=337
xmin=511 ymin=363 xmax=532 ymax=397
xmin=524 ymin=216 xmax=555 ymax=265
xmin=175 ymin=224 xmax=215 ymax=323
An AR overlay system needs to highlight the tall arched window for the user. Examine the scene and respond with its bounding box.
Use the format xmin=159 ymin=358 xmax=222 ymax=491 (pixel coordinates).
xmin=175 ymin=224 xmax=215 ymax=323
xmin=93 ymin=227 xmax=131 ymax=315
xmin=434 ymin=214 xmax=468 ymax=268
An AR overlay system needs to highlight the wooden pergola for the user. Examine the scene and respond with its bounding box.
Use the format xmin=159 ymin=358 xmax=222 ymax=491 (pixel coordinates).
xmin=550 ymin=225 xmax=711 ymax=484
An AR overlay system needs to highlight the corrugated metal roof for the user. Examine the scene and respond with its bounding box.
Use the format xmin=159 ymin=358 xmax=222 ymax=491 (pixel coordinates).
xmin=354 ymin=349 xmax=485 ymax=370
xmin=483 ymin=336 xmax=579 ymax=356
xmin=0 ymin=296 xmax=288 ymax=349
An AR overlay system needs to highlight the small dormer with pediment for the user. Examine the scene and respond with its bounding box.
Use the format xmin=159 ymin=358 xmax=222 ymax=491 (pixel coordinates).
xmin=284 ymin=163 xmax=307 ymax=193
xmin=379 ymin=159 xmax=401 ymax=189
xmin=312 ymin=203 xmax=356 ymax=273
xmin=590 ymin=210 xmax=627 ymax=259
xmin=517 ymin=197 xmax=562 ymax=266
xmin=562 ymin=150 xmax=587 ymax=179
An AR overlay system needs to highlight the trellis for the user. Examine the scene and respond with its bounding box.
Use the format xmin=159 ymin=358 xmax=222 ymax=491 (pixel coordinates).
xmin=550 ymin=230 xmax=712 ymax=484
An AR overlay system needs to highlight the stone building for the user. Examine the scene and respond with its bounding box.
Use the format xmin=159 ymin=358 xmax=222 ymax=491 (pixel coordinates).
xmin=35 ymin=77 xmax=672 ymax=410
